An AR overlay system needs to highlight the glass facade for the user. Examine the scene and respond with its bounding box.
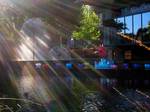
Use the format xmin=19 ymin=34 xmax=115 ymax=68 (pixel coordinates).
xmin=116 ymin=11 xmax=150 ymax=35
xmin=125 ymin=16 xmax=133 ymax=34
xmin=133 ymin=14 xmax=141 ymax=34
xmin=117 ymin=17 xmax=124 ymax=33
xmin=143 ymin=12 xmax=150 ymax=28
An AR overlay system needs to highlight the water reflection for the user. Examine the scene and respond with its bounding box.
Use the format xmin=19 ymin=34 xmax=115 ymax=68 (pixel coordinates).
xmin=100 ymin=78 xmax=116 ymax=89
xmin=17 ymin=64 xmax=51 ymax=105
xmin=1 ymin=61 xmax=150 ymax=112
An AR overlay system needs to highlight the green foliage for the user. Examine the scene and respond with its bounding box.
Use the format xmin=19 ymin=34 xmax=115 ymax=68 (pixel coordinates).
xmin=144 ymin=22 xmax=150 ymax=41
xmin=147 ymin=21 xmax=150 ymax=35
xmin=72 ymin=5 xmax=101 ymax=41
xmin=103 ymin=19 xmax=126 ymax=32
xmin=136 ymin=21 xmax=150 ymax=41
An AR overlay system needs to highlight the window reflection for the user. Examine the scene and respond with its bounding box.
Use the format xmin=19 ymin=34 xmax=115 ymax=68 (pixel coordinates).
xmin=125 ymin=16 xmax=132 ymax=34
xmin=117 ymin=17 xmax=124 ymax=33
xmin=143 ymin=12 xmax=150 ymax=28
xmin=134 ymin=14 xmax=141 ymax=35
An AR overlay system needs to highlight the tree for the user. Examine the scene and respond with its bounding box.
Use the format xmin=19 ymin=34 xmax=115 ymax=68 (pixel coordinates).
xmin=136 ymin=21 xmax=150 ymax=41
xmin=72 ymin=5 xmax=101 ymax=42
xmin=103 ymin=19 xmax=126 ymax=32
xmin=147 ymin=22 xmax=150 ymax=36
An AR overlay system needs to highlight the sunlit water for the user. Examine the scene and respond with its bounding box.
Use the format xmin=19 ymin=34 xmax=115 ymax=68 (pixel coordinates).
xmin=17 ymin=65 xmax=51 ymax=104
xmin=16 ymin=65 xmax=150 ymax=112
xmin=0 ymin=60 xmax=149 ymax=112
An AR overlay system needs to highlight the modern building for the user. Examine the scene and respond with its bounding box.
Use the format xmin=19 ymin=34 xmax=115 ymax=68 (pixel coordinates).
xmin=83 ymin=0 xmax=150 ymax=63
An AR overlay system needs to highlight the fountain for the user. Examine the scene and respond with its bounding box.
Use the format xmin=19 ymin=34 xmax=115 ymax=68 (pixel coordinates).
xmin=16 ymin=18 xmax=72 ymax=104
xmin=17 ymin=18 xmax=71 ymax=61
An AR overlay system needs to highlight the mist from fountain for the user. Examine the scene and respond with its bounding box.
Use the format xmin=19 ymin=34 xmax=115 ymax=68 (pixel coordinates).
xmin=17 ymin=18 xmax=71 ymax=61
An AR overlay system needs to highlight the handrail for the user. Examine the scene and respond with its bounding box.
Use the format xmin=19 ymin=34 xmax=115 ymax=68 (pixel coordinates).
xmin=117 ymin=33 xmax=150 ymax=51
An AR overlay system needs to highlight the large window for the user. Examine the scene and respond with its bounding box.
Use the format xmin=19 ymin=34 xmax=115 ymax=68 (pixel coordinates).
xmin=116 ymin=11 xmax=150 ymax=37
xmin=125 ymin=16 xmax=133 ymax=34
xmin=133 ymin=14 xmax=141 ymax=34
xmin=117 ymin=17 xmax=124 ymax=33
xmin=143 ymin=12 xmax=150 ymax=28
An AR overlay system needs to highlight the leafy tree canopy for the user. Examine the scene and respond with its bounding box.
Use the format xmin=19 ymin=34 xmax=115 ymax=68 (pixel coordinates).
xmin=72 ymin=5 xmax=101 ymax=41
